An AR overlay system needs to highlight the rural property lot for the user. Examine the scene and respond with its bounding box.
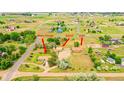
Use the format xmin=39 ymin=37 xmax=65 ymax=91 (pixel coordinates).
xmin=1 ymin=13 xmax=124 ymax=81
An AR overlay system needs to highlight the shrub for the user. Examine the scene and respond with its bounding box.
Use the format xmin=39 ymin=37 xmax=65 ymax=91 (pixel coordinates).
xmin=65 ymin=72 xmax=105 ymax=81
xmin=74 ymin=42 xmax=79 ymax=47
xmin=58 ymin=59 xmax=70 ymax=70
xmin=32 ymin=75 xmax=40 ymax=81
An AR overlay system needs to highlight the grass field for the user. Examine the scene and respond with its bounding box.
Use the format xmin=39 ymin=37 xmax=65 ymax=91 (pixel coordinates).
xmin=50 ymin=52 xmax=93 ymax=72
xmin=18 ymin=64 xmax=44 ymax=72
xmin=12 ymin=76 xmax=66 ymax=81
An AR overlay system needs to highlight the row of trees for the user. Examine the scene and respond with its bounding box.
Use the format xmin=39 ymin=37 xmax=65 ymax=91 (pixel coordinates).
xmin=0 ymin=45 xmax=27 ymax=70
xmin=47 ymin=37 xmax=60 ymax=46
xmin=99 ymin=35 xmax=112 ymax=45
xmin=88 ymin=47 xmax=101 ymax=69
xmin=106 ymin=51 xmax=121 ymax=64
xmin=65 ymin=72 xmax=104 ymax=81
xmin=0 ymin=30 xmax=36 ymax=44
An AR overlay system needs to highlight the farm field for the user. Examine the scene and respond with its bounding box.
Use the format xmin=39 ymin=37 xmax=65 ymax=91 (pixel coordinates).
xmin=1 ymin=12 xmax=124 ymax=81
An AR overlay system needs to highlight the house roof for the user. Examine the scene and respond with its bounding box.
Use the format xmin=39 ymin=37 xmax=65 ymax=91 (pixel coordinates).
xmin=107 ymin=57 xmax=115 ymax=62
xmin=110 ymin=38 xmax=120 ymax=41
xmin=121 ymin=58 xmax=124 ymax=62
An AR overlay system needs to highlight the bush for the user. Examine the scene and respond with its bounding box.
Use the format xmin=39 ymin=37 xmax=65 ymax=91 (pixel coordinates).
xmin=88 ymin=47 xmax=93 ymax=54
xmin=74 ymin=42 xmax=79 ymax=47
xmin=19 ymin=46 xmax=27 ymax=54
xmin=58 ymin=59 xmax=70 ymax=70
xmin=32 ymin=75 xmax=40 ymax=81
xmin=48 ymin=51 xmax=58 ymax=67
xmin=65 ymin=72 xmax=105 ymax=81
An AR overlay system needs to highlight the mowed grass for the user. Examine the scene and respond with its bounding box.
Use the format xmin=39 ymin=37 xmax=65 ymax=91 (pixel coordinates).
xmin=18 ymin=64 xmax=44 ymax=72
xmin=12 ymin=76 xmax=66 ymax=81
xmin=50 ymin=52 xmax=93 ymax=73
xmin=100 ymin=25 xmax=124 ymax=34
xmin=111 ymin=45 xmax=124 ymax=57
xmin=105 ymin=77 xmax=124 ymax=81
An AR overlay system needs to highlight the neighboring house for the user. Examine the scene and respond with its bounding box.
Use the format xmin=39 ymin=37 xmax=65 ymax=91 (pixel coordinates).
xmin=9 ymin=18 xmax=15 ymax=22
xmin=106 ymin=57 xmax=115 ymax=64
xmin=24 ymin=20 xmax=33 ymax=23
xmin=7 ymin=26 xmax=16 ymax=31
xmin=110 ymin=38 xmax=120 ymax=44
xmin=102 ymin=44 xmax=109 ymax=48
xmin=121 ymin=58 xmax=124 ymax=66
xmin=57 ymin=28 xmax=63 ymax=33
xmin=0 ymin=51 xmax=6 ymax=57
xmin=116 ymin=22 xmax=124 ymax=26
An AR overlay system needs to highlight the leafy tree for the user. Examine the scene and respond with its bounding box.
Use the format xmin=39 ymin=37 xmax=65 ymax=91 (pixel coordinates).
xmin=54 ymin=38 xmax=60 ymax=45
xmin=104 ymin=35 xmax=112 ymax=41
xmin=19 ymin=46 xmax=27 ymax=54
xmin=10 ymin=32 xmax=20 ymax=41
xmin=115 ymin=56 xmax=121 ymax=64
xmin=58 ymin=59 xmax=69 ymax=70
xmin=0 ymin=59 xmax=12 ymax=70
xmin=74 ymin=42 xmax=79 ymax=47
xmin=65 ymin=72 xmax=104 ymax=81
xmin=32 ymin=75 xmax=40 ymax=81
xmin=48 ymin=51 xmax=58 ymax=67
xmin=23 ymin=34 xmax=34 ymax=44
xmin=47 ymin=38 xmax=54 ymax=43
xmin=88 ymin=47 xmax=93 ymax=54
xmin=0 ymin=20 xmax=5 ymax=24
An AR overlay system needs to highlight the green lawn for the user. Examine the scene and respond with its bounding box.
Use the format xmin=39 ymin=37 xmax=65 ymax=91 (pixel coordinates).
xmin=105 ymin=77 xmax=124 ymax=81
xmin=18 ymin=64 xmax=44 ymax=72
xmin=12 ymin=76 xmax=66 ymax=81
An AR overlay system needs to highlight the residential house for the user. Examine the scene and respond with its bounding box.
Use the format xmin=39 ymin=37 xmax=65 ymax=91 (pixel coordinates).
xmin=110 ymin=38 xmax=120 ymax=44
xmin=121 ymin=58 xmax=124 ymax=66
xmin=106 ymin=57 xmax=115 ymax=64
xmin=7 ymin=26 xmax=16 ymax=31
xmin=0 ymin=51 xmax=5 ymax=57
xmin=102 ymin=44 xmax=109 ymax=48
xmin=116 ymin=22 xmax=124 ymax=26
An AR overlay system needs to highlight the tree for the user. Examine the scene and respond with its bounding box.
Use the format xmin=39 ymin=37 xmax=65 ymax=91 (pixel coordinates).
xmin=0 ymin=59 xmax=12 ymax=70
xmin=47 ymin=38 xmax=54 ymax=43
xmin=32 ymin=75 xmax=40 ymax=81
xmin=23 ymin=34 xmax=34 ymax=44
xmin=19 ymin=46 xmax=27 ymax=54
xmin=48 ymin=51 xmax=58 ymax=67
xmin=0 ymin=21 xmax=5 ymax=24
xmin=10 ymin=32 xmax=20 ymax=41
xmin=115 ymin=56 xmax=121 ymax=64
xmin=54 ymin=38 xmax=60 ymax=45
xmin=74 ymin=42 xmax=79 ymax=47
xmin=88 ymin=47 xmax=93 ymax=54
xmin=121 ymin=35 xmax=124 ymax=42
xmin=58 ymin=59 xmax=69 ymax=70
xmin=65 ymin=72 xmax=104 ymax=81
xmin=104 ymin=35 xmax=112 ymax=41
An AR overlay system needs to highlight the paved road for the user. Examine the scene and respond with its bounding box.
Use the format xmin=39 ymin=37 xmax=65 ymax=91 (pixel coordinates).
xmin=2 ymin=38 xmax=38 ymax=81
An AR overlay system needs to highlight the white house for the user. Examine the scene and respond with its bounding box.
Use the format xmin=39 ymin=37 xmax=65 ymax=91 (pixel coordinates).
xmin=106 ymin=57 xmax=115 ymax=64
xmin=121 ymin=58 xmax=124 ymax=66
